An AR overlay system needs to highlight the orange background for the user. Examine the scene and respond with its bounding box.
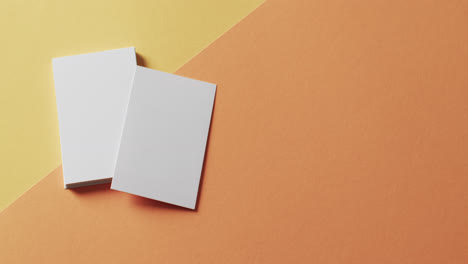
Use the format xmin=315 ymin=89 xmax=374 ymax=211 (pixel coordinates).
xmin=2 ymin=0 xmax=468 ymax=263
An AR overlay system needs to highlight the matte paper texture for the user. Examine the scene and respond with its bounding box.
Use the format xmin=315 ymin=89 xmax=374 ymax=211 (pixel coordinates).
xmin=111 ymin=66 xmax=216 ymax=209
xmin=52 ymin=47 xmax=136 ymax=188
xmin=2 ymin=0 xmax=468 ymax=263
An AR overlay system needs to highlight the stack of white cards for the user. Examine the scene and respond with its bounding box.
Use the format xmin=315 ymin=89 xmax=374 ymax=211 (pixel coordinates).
xmin=52 ymin=47 xmax=216 ymax=209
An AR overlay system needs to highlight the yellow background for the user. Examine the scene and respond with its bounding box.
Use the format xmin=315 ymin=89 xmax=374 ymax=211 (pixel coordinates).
xmin=0 ymin=0 xmax=263 ymax=211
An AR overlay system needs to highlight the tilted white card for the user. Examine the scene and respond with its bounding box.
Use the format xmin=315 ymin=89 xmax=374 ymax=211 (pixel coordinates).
xmin=52 ymin=47 xmax=136 ymax=188
xmin=111 ymin=66 xmax=216 ymax=209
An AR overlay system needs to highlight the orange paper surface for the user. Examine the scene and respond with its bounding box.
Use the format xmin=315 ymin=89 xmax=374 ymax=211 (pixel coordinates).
xmin=2 ymin=0 xmax=468 ymax=262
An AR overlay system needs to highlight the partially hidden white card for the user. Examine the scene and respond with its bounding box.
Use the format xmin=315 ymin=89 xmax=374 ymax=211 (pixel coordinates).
xmin=111 ymin=66 xmax=216 ymax=209
xmin=52 ymin=47 xmax=136 ymax=188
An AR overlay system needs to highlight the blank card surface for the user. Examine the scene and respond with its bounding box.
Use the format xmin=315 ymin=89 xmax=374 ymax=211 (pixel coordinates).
xmin=52 ymin=47 xmax=136 ymax=188
xmin=111 ymin=66 xmax=216 ymax=209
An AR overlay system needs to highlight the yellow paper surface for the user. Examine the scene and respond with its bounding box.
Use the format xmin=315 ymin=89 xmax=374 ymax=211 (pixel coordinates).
xmin=0 ymin=0 xmax=263 ymax=211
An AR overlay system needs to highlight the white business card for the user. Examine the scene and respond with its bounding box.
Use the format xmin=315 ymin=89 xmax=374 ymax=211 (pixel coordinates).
xmin=111 ymin=66 xmax=216 ymax=209
xmin=52 ymin=47 xmax=136 ymax=188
